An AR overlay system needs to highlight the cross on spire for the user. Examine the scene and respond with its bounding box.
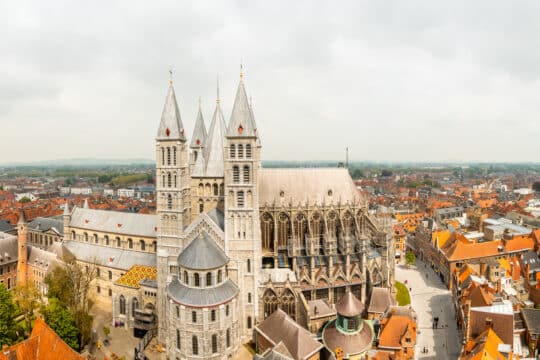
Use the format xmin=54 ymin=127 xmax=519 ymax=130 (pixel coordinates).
xmin=216 ymin=74 xmax=221 ymax=103
xmin=240 ymin=61 xmax=244 ymax=79
xmin=169 ymin=66 xmax=174 ymax=85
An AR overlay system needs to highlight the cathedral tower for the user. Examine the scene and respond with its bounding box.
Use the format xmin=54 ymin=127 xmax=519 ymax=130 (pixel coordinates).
xmin=17 ymin=211 xmax=28 ymax=287
xmin=155 ymin=79 xmax=190 ymax=341
xmin=224 ymin=71 xmax=261 ymax=339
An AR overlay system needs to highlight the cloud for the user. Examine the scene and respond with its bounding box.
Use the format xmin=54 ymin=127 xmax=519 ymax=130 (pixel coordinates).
xmin=0 ymin=0 xmax=539 ymax=163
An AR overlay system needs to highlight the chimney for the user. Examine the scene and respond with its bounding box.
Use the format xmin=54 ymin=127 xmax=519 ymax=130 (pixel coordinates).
xmin=485 ymin=317 xmax=493 ymax=330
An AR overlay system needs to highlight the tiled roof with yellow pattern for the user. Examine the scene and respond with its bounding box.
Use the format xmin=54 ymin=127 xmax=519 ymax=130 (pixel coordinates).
xmin=115 ymin=264 xmax=157 ymax=289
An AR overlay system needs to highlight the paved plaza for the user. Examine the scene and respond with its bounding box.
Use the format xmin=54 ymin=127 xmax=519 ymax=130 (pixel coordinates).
xmin=395 ymin=258 xmax=462 ymax=359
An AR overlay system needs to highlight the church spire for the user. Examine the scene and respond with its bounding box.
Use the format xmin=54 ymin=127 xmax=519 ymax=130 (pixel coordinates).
xmin=227 ymin=69 xmax=257 ymax=137
xmin=156 ymin=78 xmax=186 ymax=141
xmin=190 ymin=98 xmax=207 ymax=149
xmin=205 ymin=96 xmax=227 ymax=177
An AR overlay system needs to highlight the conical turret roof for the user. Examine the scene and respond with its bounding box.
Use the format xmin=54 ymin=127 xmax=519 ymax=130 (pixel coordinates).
xmin=227 ymin=78 xmax=257 ymax=137
xmin=204 ymin=102 xmax=227 ymax=177
xmin=156 ymin=83 xmax=186 ymax=141
xmin=336 ymin=291 xmax=364 ymax=317
xmin=190 ymin=103 xmax=207 ymax=148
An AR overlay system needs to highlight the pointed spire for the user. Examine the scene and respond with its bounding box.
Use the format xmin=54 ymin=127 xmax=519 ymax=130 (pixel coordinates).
xmin=63 ymin=202 xmax=70 ymax=215
xmin=191 ymin=149 xmax=207 ymax=177
xmin=205 ymin=99 xmax=227 ymax=177
xmin=216 ymin=74 xmax=221 ymax=104
xmin=190 ymin=99 xmax=207 ymax=149
xmin=83 ymin=198 xmax=89 ymax=209
xmin=227 ymin=74 xmax=258 ymax=137
xmin=18 ymin=210 xmax=27 ymax=225
xmin=156 ymin=78 xmax=186 ymax=141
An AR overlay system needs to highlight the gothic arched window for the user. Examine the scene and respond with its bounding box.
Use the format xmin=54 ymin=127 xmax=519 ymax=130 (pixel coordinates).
xmin=217 ymin=270 xmax=222 ymax=283
xmin=261 ymin=212 xmax=274 ymax=253
xmin=192 ymin=336 xmax=198 ymax=355
xmin=237 ymin=191 xmax=245 ymax=207
xmin=213 ymin=183 xmax=218 ymax=196
xmin=211 ymin=334 xmax=218 ymax=353
xmin=184 ymin=271 xmax=189 ymax=285
xmin=167 ymin=172 xmax=172 ymax=187
xmin=140 ymin=240 xmax=146 ymax=251
xmin=206 ymin=272 xmax=212 ymax=286
xmin=173 ymin=146 xmax=177 ymax=165
xmin=119 ymin=295 xmax=126 ymax=315
xmin=238 ymin=144 xmax=244 ymax=158
xmin=194 ymin=273 xmax=200 ymax=287
xmin=128 ymin=238 xmax=133 ymax=249
xmin=230 ymin=144 xmax=236 ymax=159
xmin=277 ymin=213 xmax=291 ymax=249
xmin=246 ymin=144 xmax=252 ymax=158
xmin=263 ymin=289 xmax=278 ymax=317
xmin=132 ymin=297 xmax=138 ymax=317
xmin=243 ymin=165 xmax=250 ymax=183
xmin=167 ymin=147 xmax=171 ymax=165
xmin=233 ymin=166 xmax=240 ymax=183
xmin=167 ymin=194 xmax=172 ymax=210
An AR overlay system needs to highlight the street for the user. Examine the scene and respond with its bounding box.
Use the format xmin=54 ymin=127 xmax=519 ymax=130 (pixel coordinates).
xmin=395 ymin=259 xmax=461 ymax=359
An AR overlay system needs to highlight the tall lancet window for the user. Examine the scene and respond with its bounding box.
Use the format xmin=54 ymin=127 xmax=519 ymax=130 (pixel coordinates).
xmin=173 ymin=147 xmax=177 ymax=165
xmin=238 ymin=144 xmax=243 ymax=158
xmin=161 ymin=148 xmax=165 ymax=165
xmin=243 ymin=165 xmax=250 ymax=183
xmin=230 ymin=144 xmax=236 ymax=159
xmin=233 ymin=166 xmax=240 ymax=183
xmin=167 ymin=147 xmax=171 ymax=165
xmin=246 ymin=144 xmax=252 ymax=158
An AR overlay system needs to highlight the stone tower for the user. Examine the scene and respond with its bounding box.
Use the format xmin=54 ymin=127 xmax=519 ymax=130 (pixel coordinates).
xmin=224 ymin=72 xmax=261 ymax=339
xmin=17 ymin=211 xmax=28 ymax=287
xmin=155 ymin=80 xmax=190 ymax=342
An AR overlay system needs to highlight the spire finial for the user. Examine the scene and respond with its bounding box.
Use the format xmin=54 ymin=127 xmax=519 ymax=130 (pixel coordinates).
xmin=198 ymin=96 xmax=202 ymax=108
xmin=240 ymin=61 xmax=244 ymax=79
xmin=216 ymin=74 xmax=221 ymax=103
xmin=169 ymin=66 xmax=173 ymax=85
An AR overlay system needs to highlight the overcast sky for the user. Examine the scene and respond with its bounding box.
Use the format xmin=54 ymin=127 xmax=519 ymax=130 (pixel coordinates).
xmin=1 ymin=1 xmax=539 ymax=163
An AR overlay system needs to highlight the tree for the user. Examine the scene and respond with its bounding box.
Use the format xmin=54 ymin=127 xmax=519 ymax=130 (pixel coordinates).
xmin=533 ymin=181 xmax=540 ymax=192
xmin=44 ymin=259 xmax=97 ymax=349
xmin=19 ymin=196 xmax=31 ymax=203
xmin=43 ymin=298 xmax=79 ymax=350
xmin=0 ymin=284 xmax=20 ymax=346
xmin=13 ymin=283 xmax=42 ymax=335
xmin=405 ymin=251 xmax=416 ymax=267
xmin=102 ymin=326 xmax=110 ymax=339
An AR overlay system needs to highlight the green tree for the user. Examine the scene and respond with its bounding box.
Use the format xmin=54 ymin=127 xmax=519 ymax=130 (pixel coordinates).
xmin=0 ymin=284 xmax=19 ymax=346
xmin=13 ymin=283 xmax=42 ymax=335
xmin=405 ymin=251 xmax=416 ymax=267
xmin=19 ymin=196 xmax=31 ymax=203
xmin=43 ymin=298 xmax=79 ymax=350
xmin=44 ymin=260 xmax=96 ymax=349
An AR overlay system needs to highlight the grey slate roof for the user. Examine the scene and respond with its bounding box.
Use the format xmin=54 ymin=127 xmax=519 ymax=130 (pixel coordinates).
xmin=0 ymin=232 xmax=18 ymax=262
xmin=28 ymin=216 xmax=63 ymax=234
xmin=207 ymin=208 xmax=224 ymax=231
xmin=168 ymin=277 xmax=238 ymax=307
xmin=156 ymin=83 xmax=186 ymax=141
xmin=28 ymin=245 xmax=58 ymax=274
xmin=0 ymin=220 xmax=13 ymax=233
xmin=368 ymin=287 xmax=395 ymax=314
xmin=62 ymin=240 xmax=156 ymax=270
xmin=190 ymin=105 xmax=207 ymax=148
xmin=69 ymin=208 xmax=157 ymax=238
xmin=258 ymin=168 xmax=364 ymax=205
xmin=521 ymin=251 xmax=540 ymax=271
xmin=227 ymin=78 xmax=257 ymax=137
xmin=177 ymin=231 xmax=227 ymax=270
xmin=521 ymin=308 xmax=540 ymax=335
xmin=204 ymin=102 xmax=227 ymax=177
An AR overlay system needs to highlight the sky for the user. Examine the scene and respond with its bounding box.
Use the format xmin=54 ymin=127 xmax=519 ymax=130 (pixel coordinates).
xmin=1 ymin=1 xmax=539 ymax=163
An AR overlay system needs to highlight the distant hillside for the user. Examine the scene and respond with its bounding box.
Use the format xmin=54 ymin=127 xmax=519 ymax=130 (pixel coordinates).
xmin=0 ymin=158 xmax=154 ymax=167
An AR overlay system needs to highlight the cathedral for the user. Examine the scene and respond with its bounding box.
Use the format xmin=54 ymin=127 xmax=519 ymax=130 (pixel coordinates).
xmin=153 ymin=71 xmax=395 ymax=359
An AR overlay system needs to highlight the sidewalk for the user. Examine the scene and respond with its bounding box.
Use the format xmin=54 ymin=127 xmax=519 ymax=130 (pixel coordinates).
xmin=395 ymin=259 xmax=461 ymax=359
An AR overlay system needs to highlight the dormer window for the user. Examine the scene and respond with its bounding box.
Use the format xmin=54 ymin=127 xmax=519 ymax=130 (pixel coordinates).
xmin=238 ymin=125 xmax=244 ymax=134
xmin=166 ymin=128 xmax=170 ymax=137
